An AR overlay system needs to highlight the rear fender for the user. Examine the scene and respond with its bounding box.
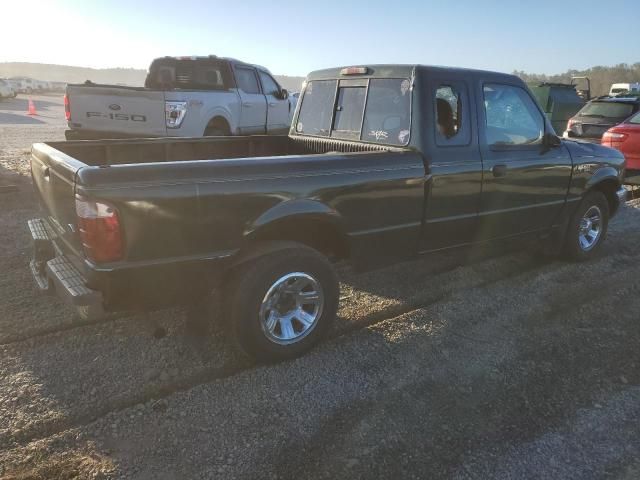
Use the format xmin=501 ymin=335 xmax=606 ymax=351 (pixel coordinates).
xmin=246 ymin=199 xmax=344 ymax=236
xmin=243 ymin=199 xmax=348 ymax=257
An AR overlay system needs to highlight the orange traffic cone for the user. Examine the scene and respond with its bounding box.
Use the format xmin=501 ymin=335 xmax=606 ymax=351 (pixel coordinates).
xmin=27 ymin=99 xmax=37 ymax=116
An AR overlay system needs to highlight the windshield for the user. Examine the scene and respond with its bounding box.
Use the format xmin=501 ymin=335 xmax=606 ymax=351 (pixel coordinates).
xmin=579 ymin=101 xmax=635 ymax=118
xmin=295 ymin=77 xmax=411 ymax=146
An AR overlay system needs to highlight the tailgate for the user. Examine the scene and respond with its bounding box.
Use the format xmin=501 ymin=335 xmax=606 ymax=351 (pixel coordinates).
xmin=31 ymin=143 xmax=86 ymax=258
xmin=67 ymin=85 xmax=167 ymax=137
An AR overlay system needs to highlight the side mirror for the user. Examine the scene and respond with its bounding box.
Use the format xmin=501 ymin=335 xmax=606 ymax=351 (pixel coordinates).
xmin=280 ymin=88 xmax=289 ymax=100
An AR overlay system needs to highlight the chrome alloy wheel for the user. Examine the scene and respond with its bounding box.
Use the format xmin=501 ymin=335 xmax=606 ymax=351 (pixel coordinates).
xmin=259 ymin=272 xmax=324 ymax=345
xmin=578 ymin=205 xmax=602 ymax=251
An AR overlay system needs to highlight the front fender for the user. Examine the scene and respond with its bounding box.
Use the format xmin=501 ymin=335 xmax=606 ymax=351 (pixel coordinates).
xmin=585 ymin=166 xmax=621 ymax=190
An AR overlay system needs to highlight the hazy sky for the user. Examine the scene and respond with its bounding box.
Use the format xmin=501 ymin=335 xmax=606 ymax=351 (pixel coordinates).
xmin=4 ymin=0 xmax=638 ymax=76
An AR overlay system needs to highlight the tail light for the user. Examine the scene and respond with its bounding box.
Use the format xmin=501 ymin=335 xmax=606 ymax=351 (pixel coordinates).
xmin=566 ymin=118 xmax=577 ymax=131
xmin=602 ymin=130 xmax=628 ymax=148
xmin=165 ymin=101 xmax=187 ymax=128
xmin=64 ymin=94 xmax=71 ymax=121
xmin=75 ymin=196 xmax=123 ymax=263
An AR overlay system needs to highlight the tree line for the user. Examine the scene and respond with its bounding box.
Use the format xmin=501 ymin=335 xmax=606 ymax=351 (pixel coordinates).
xmin=514 ymin=63 xmax=640 ymax=97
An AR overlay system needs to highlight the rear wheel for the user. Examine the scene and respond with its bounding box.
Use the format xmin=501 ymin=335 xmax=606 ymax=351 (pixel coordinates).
xmin=225 ymin=243 xmax=339 ymax=362
xmin=563 ymin=191 xmax=609 ymax=261
xmin=204 ymin=127 xmax=227 ymax=136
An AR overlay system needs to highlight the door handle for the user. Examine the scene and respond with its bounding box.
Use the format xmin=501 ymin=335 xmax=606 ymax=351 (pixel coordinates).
xmin=268 ymin=102 xmax=277 ymax=107
xmin=43 ymin=167 xmax=50 ymax=182
xmin=492 ymin=164 xmax=508 ymax=177
xmin=242 ymin=102 xmax=252 ymax=107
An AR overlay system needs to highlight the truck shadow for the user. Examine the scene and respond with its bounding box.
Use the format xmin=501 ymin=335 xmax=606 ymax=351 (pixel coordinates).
xmin=3 ymin=188 xmax=640 ymax=455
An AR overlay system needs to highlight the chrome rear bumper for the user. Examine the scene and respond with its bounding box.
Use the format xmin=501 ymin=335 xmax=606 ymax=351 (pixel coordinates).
xmin=28 ymin=218 xmax=102 ymax=307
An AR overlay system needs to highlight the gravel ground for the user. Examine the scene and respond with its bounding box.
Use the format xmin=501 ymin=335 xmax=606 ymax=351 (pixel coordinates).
xmin=0 ymin=95 xmax=639 ymax=479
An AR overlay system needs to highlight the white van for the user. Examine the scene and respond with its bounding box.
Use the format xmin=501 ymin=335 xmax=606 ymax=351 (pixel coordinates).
xmin=610 ymin=83 xmax=640 ymax=96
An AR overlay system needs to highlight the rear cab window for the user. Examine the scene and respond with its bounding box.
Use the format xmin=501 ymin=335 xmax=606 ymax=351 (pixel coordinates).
xmin=295 ymin=77 xmax=412 ymax=146
xmin=145 ymin=59 xmax=232 ymax=90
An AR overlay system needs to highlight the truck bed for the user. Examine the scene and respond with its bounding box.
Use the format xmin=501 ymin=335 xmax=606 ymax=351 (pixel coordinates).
xmin=30 ymin=134 xmax=422 ymax=311
xmin=48 ymin=134 xmax=402 ymax=167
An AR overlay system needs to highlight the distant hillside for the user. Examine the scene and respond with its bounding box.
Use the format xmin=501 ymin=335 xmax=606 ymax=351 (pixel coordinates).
xmin=0 ymin=62 xmax=305 ymax=92
xmin=514 ymin=62 xmax=640 ymax=97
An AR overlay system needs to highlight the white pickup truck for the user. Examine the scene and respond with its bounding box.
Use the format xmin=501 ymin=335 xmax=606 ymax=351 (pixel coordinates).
xmin=64 ymin=56 xmax=296 ymax=140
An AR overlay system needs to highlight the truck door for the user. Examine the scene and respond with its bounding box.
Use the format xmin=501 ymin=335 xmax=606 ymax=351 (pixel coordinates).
xmin=258 ymin=70 xmax=290 ymax=134
xmin=233 ymin=66 xmax=267 ymax=134
xmin=477 ymin=82 xmax=573 ymax=239
xmin=421 ymin=79 xmax=483 ymax=251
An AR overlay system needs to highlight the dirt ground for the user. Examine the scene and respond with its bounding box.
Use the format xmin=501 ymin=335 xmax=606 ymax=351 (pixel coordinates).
xmin=1 ymin=95 xmax=639 ymax=479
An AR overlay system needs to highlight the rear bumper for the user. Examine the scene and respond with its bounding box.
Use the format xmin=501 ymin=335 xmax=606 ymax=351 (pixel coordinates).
xmin=28 ymin=218 xmax=103 ymax=308
xmin=562 ymin=132 xmax=602 ymax=144
xmin=65 ymin=129 xmax=162 ymax=141
xmin=28 ymin=217 xmax=233 ymax=313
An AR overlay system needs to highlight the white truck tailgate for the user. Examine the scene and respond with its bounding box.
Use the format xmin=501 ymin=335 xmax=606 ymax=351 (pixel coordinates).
xmin=68 ymin=86 xmax=167 ymax=137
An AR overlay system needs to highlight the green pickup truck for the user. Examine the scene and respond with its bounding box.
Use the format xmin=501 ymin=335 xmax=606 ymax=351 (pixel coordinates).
xmin=29 ymin=64 xmax=626 ymax=361
xmin=528 ymin=82 xmax=587 ymax=135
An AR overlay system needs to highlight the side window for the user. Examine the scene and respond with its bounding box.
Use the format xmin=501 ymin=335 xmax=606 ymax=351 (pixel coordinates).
xmin=258 ymin=71 xmax=281 ymax=96
xmin=235 ymin=67 xmax=260 ymax=94
xmin=483 ymin=84 xmax=544 ymax=147
xmin=434 ymin=82 xmax=470 ymax=146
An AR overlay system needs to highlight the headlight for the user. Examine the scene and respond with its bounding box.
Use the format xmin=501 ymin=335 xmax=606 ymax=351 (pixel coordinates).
xmin=165 ymin=101 xmax=187 ymax=128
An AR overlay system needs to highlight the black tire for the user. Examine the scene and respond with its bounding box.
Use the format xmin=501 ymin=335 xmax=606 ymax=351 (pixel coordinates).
xmin=563 ymin=191 xmax=609 ymax=261
xmin=225 ymin=243 xmax=339 ymax=362
xmin=204 ymin=125 xmax=228 ymax=137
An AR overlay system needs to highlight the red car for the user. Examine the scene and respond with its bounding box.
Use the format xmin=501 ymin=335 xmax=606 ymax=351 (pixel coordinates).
xmin=602 ymin=111 xmax=640 ymax=173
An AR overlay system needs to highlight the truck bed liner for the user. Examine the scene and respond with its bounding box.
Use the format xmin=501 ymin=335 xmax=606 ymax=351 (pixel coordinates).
xmin=47 ymin=135 xmax=405 ymax=167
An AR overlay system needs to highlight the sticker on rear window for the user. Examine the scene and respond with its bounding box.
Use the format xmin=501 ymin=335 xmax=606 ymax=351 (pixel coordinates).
xmin=369 ymin=130 xmax=389 ymax=141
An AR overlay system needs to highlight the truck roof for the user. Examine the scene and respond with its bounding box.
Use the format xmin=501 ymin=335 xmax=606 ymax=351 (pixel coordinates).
xmin=152 ymin=55 xmax=272 ymax=74
xmin=306 ymin=64 xmax=521 ymax=84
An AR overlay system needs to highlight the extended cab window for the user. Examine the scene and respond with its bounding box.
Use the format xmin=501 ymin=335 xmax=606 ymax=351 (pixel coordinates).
xmin=435 ymin=86 xmax=460 ymax=140
xmin=483 ymin=84 xmax=543 ymax=146
xmin=235 ymin=67 xmax=260 ymax=94
xmin=296 ymin=80 xmax=337 ymax=136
